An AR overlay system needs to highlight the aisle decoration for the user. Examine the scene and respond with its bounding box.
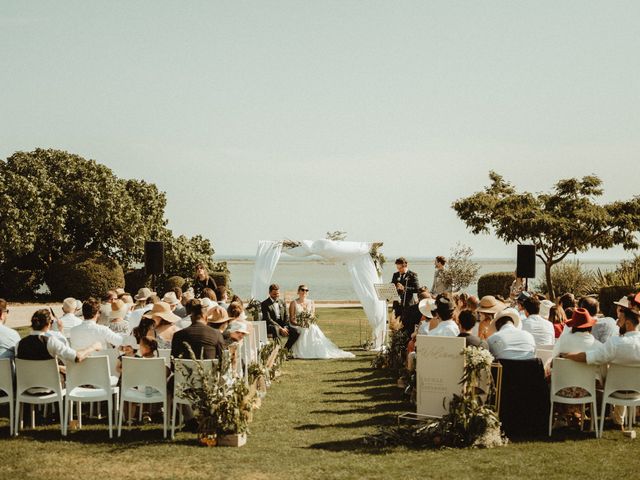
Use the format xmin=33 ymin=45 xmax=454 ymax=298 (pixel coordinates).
xmin=366 ymin=346 xmax=507 ymax=449
xmin=245 ymin=298 xmax=262 ymax=321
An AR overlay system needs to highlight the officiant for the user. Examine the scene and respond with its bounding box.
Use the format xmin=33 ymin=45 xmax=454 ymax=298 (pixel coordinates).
xmin=390 ymin=257 xmax=420 ymax=318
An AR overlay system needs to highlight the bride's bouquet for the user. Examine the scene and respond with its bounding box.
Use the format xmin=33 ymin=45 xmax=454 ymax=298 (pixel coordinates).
xmin=295 ymin=310 xmax=318 ymax=328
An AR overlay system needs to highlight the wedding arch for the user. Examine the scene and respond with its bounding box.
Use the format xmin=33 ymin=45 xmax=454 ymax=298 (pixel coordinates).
xmin=250 ymin=239 xmax=388 ymax=349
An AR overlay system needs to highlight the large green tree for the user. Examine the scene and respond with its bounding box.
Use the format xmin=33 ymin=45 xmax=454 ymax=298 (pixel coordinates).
xmin=0 ymin=149 xmax=170 ymax=295
xmin=453 ymin=172 xmax=640 ymax=298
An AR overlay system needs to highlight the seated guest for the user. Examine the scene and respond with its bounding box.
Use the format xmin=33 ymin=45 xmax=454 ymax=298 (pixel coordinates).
xmin=128 ymin=288 xmax=157 ymax=330
xmin=0 ymin=299 xmax=20 ymax=359
xmin=476 ymin=296 xmax=507 ymax=339
xmin=98 ymin=290 xmax=118 ymax=325
xmin=559 ymin=292 xmax=577 ymax=311
xmin=552 ymin=308 xmax=600 ymax=359
xmin=108 ymin=299 xmax=131 ymax=335
xmin=458 ymin=310 xmax=488 ymax=349
xmin=17 ymin=309 xmax=100 ymax=363
xmin=521 ymin=296 xmax=555 ymax=346
xmin=488 ymin=308 xmax=536 ymax=360
xmin=116 ymin=336 xmax=139 ymax=375
xmin=416 ymin=298 xmax=436 ymax=336
xmin=402 ymin=288 xmax=430 ymax=337
xmin=548 ymin=305 xmax=567 ymax=339
xmin=466 ymin=295 xmax=480 ymax=319
xmin=171 ymin=300 xmax=224 ymax=361
xmin=201 ymin=287 xmax=218 ymax=305
xmin=171 ymin=287 xmax=187 ymax=318
xmin=120 ymin=294 xmax=135 ymax=320
xmin=225 ymin=320 xmax=250 ymax=346
xmin=161 ymin=291 xmax=182 ymax=315
xmin=70 ymin=297 xmax=124 ymax=350
xmin=139 ymin=336 xmax=159 ymax=358
xmin=142 ymin=302 xmax=181 ymax=349
xmin=216 ymin=286 xmax=230 ymax=310
xmin=207 ymin=306 xmax=230 ymax=334
xmin=582 ymin=295 xmax=618 ymax=344
xmin=53 ymin=297 xmax=83 ymax=336
xmin=425 ymin=294 xmax=460 ymax=337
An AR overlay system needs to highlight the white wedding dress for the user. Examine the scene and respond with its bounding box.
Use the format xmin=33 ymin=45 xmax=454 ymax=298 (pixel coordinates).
xmin=290 ymin=300 xmax=355 ymax=360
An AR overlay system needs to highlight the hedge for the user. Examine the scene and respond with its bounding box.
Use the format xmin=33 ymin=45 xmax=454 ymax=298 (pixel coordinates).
xmin=477 ymin=272 xmax=514 ymax=299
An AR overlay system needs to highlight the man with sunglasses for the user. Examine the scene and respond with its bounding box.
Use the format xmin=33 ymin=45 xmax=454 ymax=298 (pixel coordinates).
xmin=0 ymin=299 xmax=20 ymax=359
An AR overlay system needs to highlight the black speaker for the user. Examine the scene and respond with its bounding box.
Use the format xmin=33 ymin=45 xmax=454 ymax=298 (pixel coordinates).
xmin=144 ymin=241 xmax=165 ymax=275
xmin=516 ymin=245 xmax=536 ymax=278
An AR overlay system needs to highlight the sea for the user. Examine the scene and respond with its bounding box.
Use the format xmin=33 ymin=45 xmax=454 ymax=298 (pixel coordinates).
xmin=220 ymin=256 xmax=621 ymax=301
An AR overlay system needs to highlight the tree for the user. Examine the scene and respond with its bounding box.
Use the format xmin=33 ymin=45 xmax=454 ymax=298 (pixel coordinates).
xmin=439 ymin=243 xmax=480 ymax=293
xmin=453 ymin=171 xmax=640 ymax=298
xmin=163 ymin=234 xmax=225 ymax=280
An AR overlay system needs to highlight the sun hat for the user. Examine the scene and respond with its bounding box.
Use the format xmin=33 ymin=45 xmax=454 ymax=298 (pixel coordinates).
xmin=161 ymin=291 xmax=180 ymax=306
xmin=208 ymin=306 xmax=230 ymax=325
xmin=491 ymin=307 xmax=521 ymax=330
xmin=539 ymin=299 xmax=554 ymax=320
xmin=477 ymin=296 xmax=507 ymax=315
xmin=62 ymin=297 xmax=81 ymax=314
xmin=227 ymin=321 xmax=250 ymax=335
xmin=142 ymin=301 xmax=181 ymax=323
xmin=109 ymin=299 xmax=129 ymax=319
xmin=418 ymin=298 xmax=435 ymax=318
xmin=613 ymin=296 xmax=630 ymax=308
xmin=566 ymin=308 xmax=596 ymax=329
xmin=135 ymin=287 xmax=156 ymax=301
xmin=200 ymin=297 xmax=217 ymax=310
xmin=121 ymin=335 xmax=139 ymax=350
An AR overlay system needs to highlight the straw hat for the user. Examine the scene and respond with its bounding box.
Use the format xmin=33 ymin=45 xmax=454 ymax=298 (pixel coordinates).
xmin=143 ymin=301 xmax=181 ymax=323
xmin=566 ymin=308 xmax=597 ymax=329
xmin=109 ymin=299 xmax=129 ymax=319
xmin=418 ymin=298 xmax=435 ymax=318
xmin=539 ymin=299 xmax=554 ymax=320
xmin=614 ymin=296 xmax=630 ymax=308
xmin=490 ymin=307 xmax=521 ymax=330
xmin=208 ymin=306 xmax=230 ymax=325
xmin=62 ymin=297 xmax=81 ymax=314
xmin=134 ymin=287 xmax=156 ymax=301
xmin=161 ymin=291 xmax=180 ymax=306
xmin=477 ymin=296 xmax=507 ymax=315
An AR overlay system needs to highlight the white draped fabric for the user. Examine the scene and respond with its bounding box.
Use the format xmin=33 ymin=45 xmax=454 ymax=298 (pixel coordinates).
xmin=251 ymin=239 xmax=387 ymax=349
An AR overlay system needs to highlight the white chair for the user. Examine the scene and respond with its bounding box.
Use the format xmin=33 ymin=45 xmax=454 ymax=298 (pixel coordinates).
xmin=117 ymin=357 xmax=168 ymax=438
xmin=158 ymin=349 xmax=172 ymax=367
xmin=599 ymin=363 xmax=640 ymax=436
xmin=548 ymin=358 xmax=599 ymax=437
xmin=64 ymin=356 xmax=119 ymax=438
xmin=14 ymin=358 xmax=65 ymax=436
xmin=535 ymin=348 xmax=554 ymax=369
xmin=171 ymin=358 xmax=216 ymax=439
xmin=0 ymin=359 xmax=15 ymax=436
xmin=255 ymin=321 xmax=268 ymax=349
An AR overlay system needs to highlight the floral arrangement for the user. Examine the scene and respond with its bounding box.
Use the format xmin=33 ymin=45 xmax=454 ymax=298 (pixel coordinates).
xmin=245 ymin=298 xmax=262 ymax=321
xmin=259 ymin=340 xmax=289 ymax=380
xmin=366 ymin=346 xmax=507 ymax=449
xmin=295 ymin=310 xmax=318 ymax=328
xmin=369 ymin=242 xmax=386 ymax=277
xmin=278 ymin=239 xmax=302 ymax=249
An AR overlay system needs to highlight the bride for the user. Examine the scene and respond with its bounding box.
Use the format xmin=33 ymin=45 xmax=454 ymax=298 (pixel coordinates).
xmin=288 ymin=284 xmax=355 ymax=359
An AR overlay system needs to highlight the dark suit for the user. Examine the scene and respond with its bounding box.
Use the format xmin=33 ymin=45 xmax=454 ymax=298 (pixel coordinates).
xmin=171 ymin=322 xmax=225 ymax=361
xmin=261 ymin=296 xmax=299 ymax=349
xmin=401 ymin=303 xmax=422 ymax=336
xmin=391 ymin=270 xmax=420 ymax=317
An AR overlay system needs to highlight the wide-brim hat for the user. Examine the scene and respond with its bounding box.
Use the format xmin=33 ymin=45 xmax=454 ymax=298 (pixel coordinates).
xmin=491 ymin=307 xmax=521 ymax=330
xmin=121 ymin=335 xmax=139 ymax=350
xmin=109 ymin=299 xmax=129 ymax=319
xmin=161 ymin=291 xmax=180 ymax=306
xmin=477 ymin=296 xmax=507 ymax=315
xmin=539 ymin=299 xmax=554 ymax=320
xmin=613 ymin=296 xmax=630 ymax=308
xmin=208 ymin=306 xmax=230 ymax=325
xmin=135 ymin=287 xmax=156 ymax=301
xmin=227 ymin=321 xmax=250 ymax=335
xmin=566 ymin=307 xmax=596 ymax=329
xmin=143 ymin=301 xmax=181 ymax=323
xmin=418 ymin=298 xmax=435 ymax=318
xmin=62 ymin=297 xmax=81 ymax=314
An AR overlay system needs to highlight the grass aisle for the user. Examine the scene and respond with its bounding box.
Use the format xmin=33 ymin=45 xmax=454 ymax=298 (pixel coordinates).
xmin=1 ymin=308 xmax=640 ymax=479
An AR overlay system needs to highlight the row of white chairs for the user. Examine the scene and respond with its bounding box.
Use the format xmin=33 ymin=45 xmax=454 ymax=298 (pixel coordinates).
xmin=0 ymin=356 xmax=221 ymax=440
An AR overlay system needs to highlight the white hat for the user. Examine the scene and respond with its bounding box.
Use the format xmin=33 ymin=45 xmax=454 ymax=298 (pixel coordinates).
xmin=109 ymin=299 xmax=129 ymax=319
xmin=227 ymin=321 xmax=250 ymax=335
xmin=418 ymin=298 xmax=435 ymax=319
xmin=614 ymin=296 xmax=630 ymax=308
xmin=539 ymin=300 xmax=554 ymax=320
xmin=491 ymin=307 xmax=521 ymax=330
xmin=62 ymin=297 xmax=81 ymax=314
xmin=134 ymin=287 xmax=156 ymax=301
xmin=121 ymin=335 xmax=139 ymax=350
xmin=161 ymin=291 xmax=180 ymax=306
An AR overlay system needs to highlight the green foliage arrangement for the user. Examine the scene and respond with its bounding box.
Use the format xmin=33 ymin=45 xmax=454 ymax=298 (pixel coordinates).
xmin=535 ymin=261 xmax=598 ymax=298
xmin=453 ymin=171 xmax=640 ymax=298
xmin=245 ymin=298 xmax=262 ymax=321
xmin=440 ymin=243 xmax=481 ymax=292
xmin=477 ymin=272 xmax=513 ymax=299
xmin=163 ymin=275 xmax=186 ymax=292
xmin=45 ymin=250 xmax=124 ymax=300
xmin=371 ymin=329 xmax=408 ymax=373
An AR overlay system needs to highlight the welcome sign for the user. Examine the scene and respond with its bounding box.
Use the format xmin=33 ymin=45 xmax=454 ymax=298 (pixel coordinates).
xmin=416 ymin=335 xmax=466 ymax=417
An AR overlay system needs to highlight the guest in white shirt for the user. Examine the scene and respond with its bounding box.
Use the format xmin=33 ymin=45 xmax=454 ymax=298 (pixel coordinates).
xmin=425 ymin=294 xmax=460 ymax=337
xmin=488 ymin=308 xmax=536 ymax=360
xmin=552 ymin=308 xmax=600 ymax=359
xmin=98 ymin=289 xmax=118 ymax=326
xmin=0 ymin=299 xmax=20 ymax=359
xmin=52 ymin=297 xmax=83 ymax=337
xmin=70 ymin=297 xmax=124 ymax=350
xmin=521 ymin=297 xmax=555 ymax=346
xmin=127 ymin=288 xmax=158 ymax=330
xmin=587 ymin=295 xmax=620 ymax=344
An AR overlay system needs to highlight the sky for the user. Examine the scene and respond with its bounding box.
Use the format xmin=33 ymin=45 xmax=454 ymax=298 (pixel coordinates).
xmin=1 ymin=1 xmax=639 ymax=260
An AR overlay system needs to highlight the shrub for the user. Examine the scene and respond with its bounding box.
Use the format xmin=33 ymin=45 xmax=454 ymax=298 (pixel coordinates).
xmin=45 ymin=251 xmax=124 ymax=300
xmin=599 ymin=286 xmax=635 ymax=318
xmin=163 ymin=275 xmax=185 ymax=293
xmin=0 ymin=267 xmax=42 ymax=300
xmin=535 ymin=261 xmax=597 ymax=298
xmin=124 ymin=268 xmax=151 ymax=295
xmin=477 ymin=272 xmax=513 ymax=299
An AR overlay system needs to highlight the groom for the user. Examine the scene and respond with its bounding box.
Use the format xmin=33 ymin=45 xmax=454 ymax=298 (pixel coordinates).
xmin=261 ymin=283 xmax=299 ymax=350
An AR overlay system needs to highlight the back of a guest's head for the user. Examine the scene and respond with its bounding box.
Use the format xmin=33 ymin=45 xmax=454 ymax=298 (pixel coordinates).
xmin=622 ymin=307 xmax=640 ymax=328
xmin=548 ymin=305 xmax=566 ymax=325
xmin=435 ymin=293 xmax=454 ymax=320
xmin=189 ymin=299 xmax=205 ymax=319
xmin=216 ymin=285 xmax=228 ymax=301
xmin=565 ymin=307 xmax=575 ymax=320
xmin=31 ymin=309 xmax=52 ymax=330
xmin=133 ymin=318 xmax=155 ymax=342
xmin=578 ymin=296 xmax=599 ymax=317
xmin=458 ymin=310 xmax=476 ymax=331
xmin=523 ymin=297 xmax=540 ymax=315
xmin=230 ymin=295 xmax=242 ymax=304
xmin=0 ymin=298 xmax=7 ymax=315
xmin=172 ymin=287 xmax=183 ymax=300
xmin=559 ymin=293 xmax=577 ymax=310
xmin=82 ymin=297 xmax=100 ymax=319
xmin=466 ymin=296 xmax=479 ymax=310
xmin=417 ymin=290 xmax=431 ymax=301
xmin=435 ymin=256 xmax=446 ymax=266
xmin=139 ymin=336 xmax=158 ymax=357
xmin=202 ymin=287 xmax=218 ymax=301
xmin=227 ymin=301 xmax=244 ymax=318
xmin=146 ymin=294 xmax=160 ymax=305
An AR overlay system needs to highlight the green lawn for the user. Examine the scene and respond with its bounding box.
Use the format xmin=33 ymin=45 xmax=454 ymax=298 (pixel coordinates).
xmin=1 ymin=308 xmax=639 ymax=479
